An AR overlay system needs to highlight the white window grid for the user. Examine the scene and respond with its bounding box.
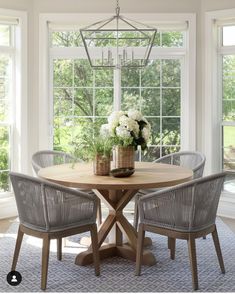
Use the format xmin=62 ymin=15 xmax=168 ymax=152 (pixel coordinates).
xmin=217 ymin=24 xmax=235 ymax=173
xmin=49 ymin=29 xmax=187 ymax=160
xmin=0 ymin=24 xmax=15 ymax=193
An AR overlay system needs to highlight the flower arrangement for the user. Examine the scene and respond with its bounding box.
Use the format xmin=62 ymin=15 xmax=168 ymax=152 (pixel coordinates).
xmin=101 ymin=110 xmax=151 ymax=151
xmin=73 ymin=123 xmax=113 ymax=161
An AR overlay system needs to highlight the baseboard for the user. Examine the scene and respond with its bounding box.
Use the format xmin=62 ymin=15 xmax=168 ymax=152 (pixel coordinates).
xmin=0 ymin=195 xmax=18 ymax=220
xmin=218 ymin=192 xmax=235 ymax=220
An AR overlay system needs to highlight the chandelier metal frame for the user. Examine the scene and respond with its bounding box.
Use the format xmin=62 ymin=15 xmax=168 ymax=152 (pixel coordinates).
xmin=80 ymin=0 xmax=157 ymax=69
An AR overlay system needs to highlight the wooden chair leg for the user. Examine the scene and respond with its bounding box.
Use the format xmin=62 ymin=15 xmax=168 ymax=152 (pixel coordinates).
xmin=168 ymin=237 xmax=171 ymax=249
xmin=11 ymin=226 xmax=24 ymax=271
xmin=168 ymin=237 xmax=176 ymax=260
xmin=97 ymin=198 xmax=102 ymax=226
xmin=57 ymin=238 xmax=62 ymax=261
xmin=212 ymin=226 xmax=225 ymax=274
xmin=133 ymin=198 xmax=139 ymax=230
xmin=188 ymin=236 xmax=199 ymax=290
xmin=90 ymin=224 xmax=100 ymax=276
xmin=41 ymin=235 xmax=50 ymax=290
xmin=135 ymin=224 xmax=145 ymax=276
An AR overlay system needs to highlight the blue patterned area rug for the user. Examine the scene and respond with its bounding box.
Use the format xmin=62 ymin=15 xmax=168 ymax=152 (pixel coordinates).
xmin=0 ymin=218 xmax=235 ymax=292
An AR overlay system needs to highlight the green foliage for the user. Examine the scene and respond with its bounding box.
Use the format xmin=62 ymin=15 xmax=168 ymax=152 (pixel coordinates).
xmin=223 ymin=55 xmax=235 ymax=121
xmin=72 ymin=123 xmax=114 ymax=161
xmin=0 ymin=54 xmax=10 ymax=192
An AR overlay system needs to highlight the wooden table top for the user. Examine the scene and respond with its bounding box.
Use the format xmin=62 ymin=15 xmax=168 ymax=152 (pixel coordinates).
xmin=38 ymin=161 xmax=193 ymax=190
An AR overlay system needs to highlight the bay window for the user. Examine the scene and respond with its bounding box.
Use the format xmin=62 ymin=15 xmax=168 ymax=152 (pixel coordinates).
xmin=38 ymin=14 xmax=195 ymax=164
xmin=45 ymin=15 xmax=195 ymax=162
xmin=218 ymin=23 xmax=235 ymax=193
xmin=0 ymin=9 xmax=27 ymax=205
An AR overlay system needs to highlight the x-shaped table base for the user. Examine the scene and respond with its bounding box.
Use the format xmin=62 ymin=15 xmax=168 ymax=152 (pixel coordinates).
xmin=75 ymin=189 xmax=156 ymax=266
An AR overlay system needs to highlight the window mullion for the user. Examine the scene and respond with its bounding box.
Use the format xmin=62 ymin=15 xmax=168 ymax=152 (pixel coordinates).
xmin=113 ymin=67 xmax=121 ymax=111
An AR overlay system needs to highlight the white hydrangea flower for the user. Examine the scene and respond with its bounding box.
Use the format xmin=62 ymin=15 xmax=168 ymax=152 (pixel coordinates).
xmin=127 ymin=110 xmax=143 ymax=121
xmin=100 ymin=124 xmax=110 ymax=138
xmin=116 ymin=125 xmax=131 ymax=139
xmin=119 ymin=115 xmax=139 ymax=136
xmin=142 ymin=127 xmax=151 ymax=141
xmin=108 ymin=111 xmax=124 ymax=125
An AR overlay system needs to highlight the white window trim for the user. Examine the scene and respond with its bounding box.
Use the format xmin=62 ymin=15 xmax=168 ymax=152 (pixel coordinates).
xmin=0 ymin=8 xmax=27 ymax=219
xmin=205 ymin=8 xmax=235 ymax=219
xmin=39 ymin=13 xmax=196 ymax=151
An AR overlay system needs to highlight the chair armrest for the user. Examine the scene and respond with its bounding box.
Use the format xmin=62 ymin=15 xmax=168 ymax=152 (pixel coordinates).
xmin=42 ymin=181 xmax=97 ymax=231
xmin=138 ymin=172 xmax=226 ymax=232
xmin=138 ymin=186 xmax=193 ymax=231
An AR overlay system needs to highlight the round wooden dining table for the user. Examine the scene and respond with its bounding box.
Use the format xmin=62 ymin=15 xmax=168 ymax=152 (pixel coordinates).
xmin=38 ymin=161 xmax=193 ymax=266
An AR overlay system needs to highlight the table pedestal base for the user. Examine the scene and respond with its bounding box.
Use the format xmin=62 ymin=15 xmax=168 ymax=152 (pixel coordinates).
xmin=75 ymin=244 xmax=156 ymax=266
xmin=75 ymin=189 xmax=156 ymax=267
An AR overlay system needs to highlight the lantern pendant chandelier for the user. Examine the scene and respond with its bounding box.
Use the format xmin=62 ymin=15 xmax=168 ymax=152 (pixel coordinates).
xmin=80 ymin=0 xmax=157 ymax=69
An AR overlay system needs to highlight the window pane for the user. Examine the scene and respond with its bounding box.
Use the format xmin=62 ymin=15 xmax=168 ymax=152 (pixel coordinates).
xmin=0 ymin=25 xmax=10 ymax=46
xmin=162 ymin=59 xmax=181 ymax=87
xmin=74 ymin=60 xmax=93 ymax=87
xmin=95 ymin=88 xmax=113 ymax=116
xmin=162 ymin=31 xmax=184 ymax=47
xmin=0 ymin=55 xmax=11 ymax=105
xmin=162 ymin=117 xmax=181 ymax=145
xmin=0 ymin=100 xmax=9 ymax=121
xmin=147 ymin=118 xmax=161 ymax=145
xmin=53 ymin=117 xmax=73 ymax=152
xmin=223 ymin=126 xmax=235 ymax=170
xmin=54 ymin=59 xmax=73 ymax=87
xmin=153 ymin=32 xmax=161 ymax=47
xmin=141 ymin=88 xmax=160 ymax=116
xmin=0 ymin=126 xmax=10 ymax=192
xmin=141 ymin=146 xmax=161 ymax=162
xmin=162 ymin=146 xmax=180 ymax=157
xmin=121 ymin=68 xmax=140 ymax=87
xmin=74 ymin=88 xmax=93 ymax=116
xmin=0 ymin=171 xmax=9 ymax=192
xmin=141 ymin=60 xmax=160 ymax=87
xmin=222 ymin=26 xmax=235 ymax=46
xmin=162 ymin=88 xmax=180 ymax=116
xmin=121 ymin=88 xmax=140 ymax=111
xmin=95 ymin=69 xmax=113 ymax=87
xmin=153 ymin=31 xmax=184 ymax=47
xmin=54 ymin=88 xmax=73 ymax=117
xmin=51 ymin=31 xmax=82 ymax=47
xmin=223 ymin=55 xmax=235 ymax=121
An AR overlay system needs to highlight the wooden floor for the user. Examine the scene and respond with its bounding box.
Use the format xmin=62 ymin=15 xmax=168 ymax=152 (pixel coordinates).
xmin=0 ymin=216 xmax=235 ymax=234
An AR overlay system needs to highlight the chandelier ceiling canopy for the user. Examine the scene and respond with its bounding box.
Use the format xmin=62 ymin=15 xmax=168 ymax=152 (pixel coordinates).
xmin=80 ymin=0 xmax=157 ymax=69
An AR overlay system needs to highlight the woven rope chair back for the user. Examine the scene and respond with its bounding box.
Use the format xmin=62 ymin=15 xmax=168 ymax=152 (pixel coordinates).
xmin=155 ymin=151 xmax=206 ymax=179
xmin=32 ymin=150 xmax=75 ymax=175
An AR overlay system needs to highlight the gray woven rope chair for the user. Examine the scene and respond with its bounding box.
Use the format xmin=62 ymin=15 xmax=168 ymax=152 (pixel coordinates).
xmin=32 ymin=150 xmax=102 ymax=226
xmin=10 ymin=172 xmax=100 ymax=290
xmin=135 ymin=172 xmax=226 ymax=290
xmin=133 ymin=151 xmax=206 ymax=230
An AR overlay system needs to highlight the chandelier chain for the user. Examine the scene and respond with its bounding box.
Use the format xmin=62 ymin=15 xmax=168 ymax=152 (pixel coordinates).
xmin=116 ymin=0 xmax=120 ymax=16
